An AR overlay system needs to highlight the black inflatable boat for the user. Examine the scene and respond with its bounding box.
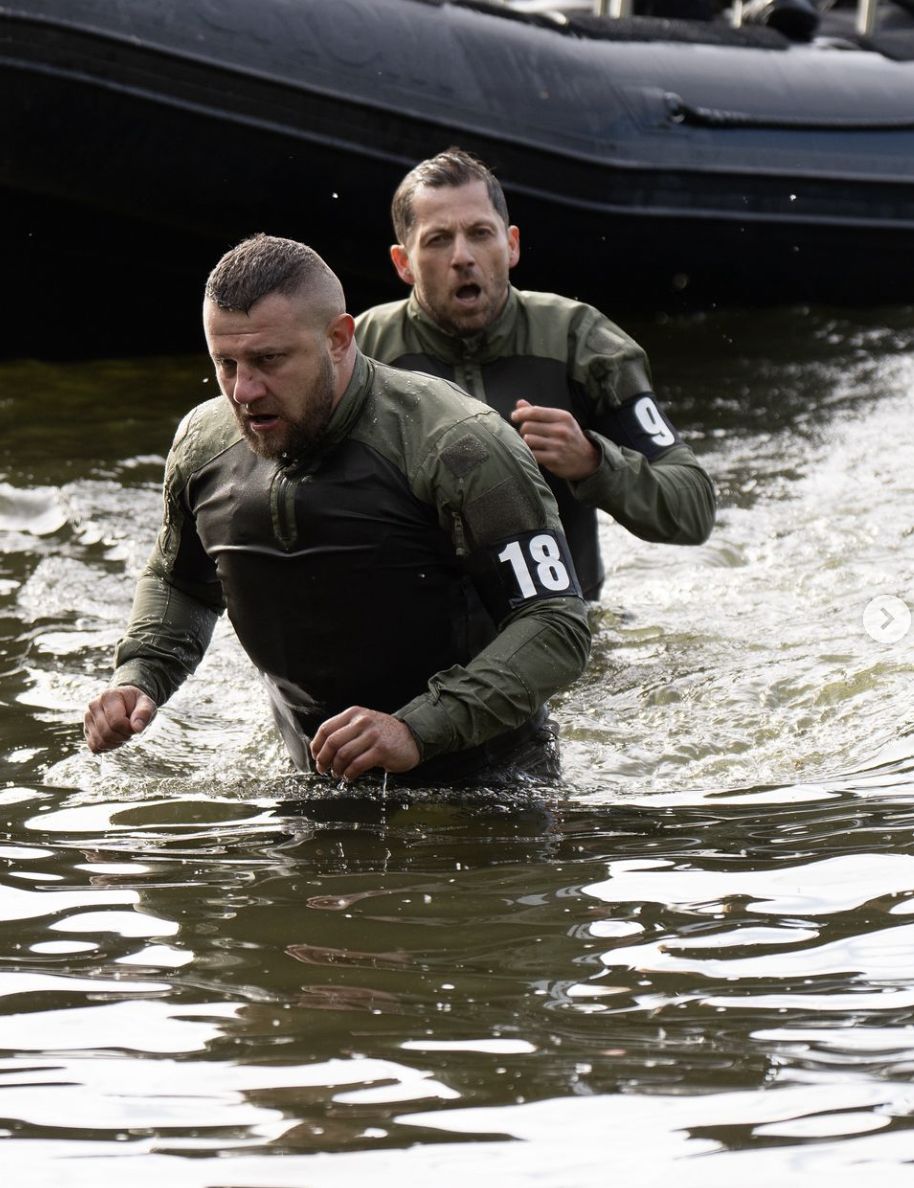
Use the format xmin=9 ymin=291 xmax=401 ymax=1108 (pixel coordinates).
xmin=4 ymin=0 xmax=914 ymax=355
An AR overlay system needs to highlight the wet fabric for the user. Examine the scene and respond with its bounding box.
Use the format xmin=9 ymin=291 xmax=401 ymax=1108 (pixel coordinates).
xmin=355 ymin=287 xmax=716 ymax=599
xmin=112 ymin=351 xmax=590 ymax=779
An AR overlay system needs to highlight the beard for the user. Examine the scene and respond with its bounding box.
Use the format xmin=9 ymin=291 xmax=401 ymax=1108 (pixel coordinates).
xmin=235 ymin=352 xmax=335 ymax=461
xmin=419 ymin=278 xmax=508 ymax=339
xmin=438 ymin=301 xmax=498 ymax=338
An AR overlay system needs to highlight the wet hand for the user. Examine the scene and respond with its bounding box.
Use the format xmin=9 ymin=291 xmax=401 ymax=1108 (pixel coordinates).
xmin=84 ymin=685 xmax=157 ymax=753
xmin=310 ymin=707 xmax=420 ymax=780
xmin=510 ymin=400 xmax=600 ymax=481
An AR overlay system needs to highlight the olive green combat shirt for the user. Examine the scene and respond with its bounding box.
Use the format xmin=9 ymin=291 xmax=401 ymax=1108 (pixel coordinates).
xmin=355 ymin=288 xmax=715 ymax=599
xmin=111 ymin=352 xmax=590 ymax=778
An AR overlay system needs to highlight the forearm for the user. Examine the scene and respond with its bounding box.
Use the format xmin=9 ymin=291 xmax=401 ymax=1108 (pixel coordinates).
xmin=394 ymin=596 xmax=590 ymax=762
xmin=112 ymin=571 xmax=221 ymax=706
xmin=572 ymin=439 xmax=716 ymax=545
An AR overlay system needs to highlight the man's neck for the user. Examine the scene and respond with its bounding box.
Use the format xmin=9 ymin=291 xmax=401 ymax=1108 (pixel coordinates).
xmin=410 ymin=287 xmax=517 ymax=358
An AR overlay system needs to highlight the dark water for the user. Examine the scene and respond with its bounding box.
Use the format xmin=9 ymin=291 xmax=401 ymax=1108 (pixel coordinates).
xmin=3 ymin=306 xmax=914 ymax=1185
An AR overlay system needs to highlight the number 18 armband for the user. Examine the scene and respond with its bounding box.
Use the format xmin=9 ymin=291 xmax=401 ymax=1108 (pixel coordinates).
xmin=467 ymin=528 xmax=583 ymax=622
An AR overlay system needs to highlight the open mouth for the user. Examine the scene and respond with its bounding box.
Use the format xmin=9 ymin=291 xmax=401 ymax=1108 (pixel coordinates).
xmin=455 ymin=283 xmax=481 ymax=304
xmin=247 ymin=413 xmax=280 ymax=431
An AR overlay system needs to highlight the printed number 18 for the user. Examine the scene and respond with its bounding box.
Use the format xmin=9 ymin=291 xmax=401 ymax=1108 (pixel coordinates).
xmin=498 ymin=535 xmax=570 ymax=597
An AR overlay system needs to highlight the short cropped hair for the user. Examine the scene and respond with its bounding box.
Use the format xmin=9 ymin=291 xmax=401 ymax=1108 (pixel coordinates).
xmin=391 ymin=147 xmax=510 ymax=245
xmin=205 ymin=233 xmax=343 ymax=317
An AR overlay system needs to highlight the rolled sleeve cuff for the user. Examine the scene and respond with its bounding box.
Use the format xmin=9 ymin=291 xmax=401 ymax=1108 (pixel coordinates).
xmin=394 ymin=697 xmax=458 ymax=763
xmin=110 ymin=662 xmax=165 ymax=707
xmin=569 ymin=431 xmax=627 ymax=502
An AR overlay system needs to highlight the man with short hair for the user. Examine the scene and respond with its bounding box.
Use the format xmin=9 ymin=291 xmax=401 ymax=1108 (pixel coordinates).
xmin=84 ymin=235 xmax=590 ymax=784
xmin=355 ymin=147 xmax=715 ymax=601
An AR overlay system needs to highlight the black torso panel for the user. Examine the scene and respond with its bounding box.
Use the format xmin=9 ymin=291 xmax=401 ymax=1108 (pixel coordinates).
xmin=184 ymin=437 xmax=489 ymax=733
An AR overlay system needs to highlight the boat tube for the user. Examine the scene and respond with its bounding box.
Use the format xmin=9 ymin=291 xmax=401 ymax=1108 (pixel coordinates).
xmin=4 ymin=0 xmax=914 ymax=354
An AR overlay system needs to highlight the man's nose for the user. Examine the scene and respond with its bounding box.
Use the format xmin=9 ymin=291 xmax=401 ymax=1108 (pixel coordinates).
xmin=451 ymin=233 xmax=475 ymax=267
xmin=232 ymin=367 xmax=266 ymax=405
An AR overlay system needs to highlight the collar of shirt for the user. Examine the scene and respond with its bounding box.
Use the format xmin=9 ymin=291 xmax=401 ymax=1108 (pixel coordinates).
xmin=279 ymin=349 xmax=373 ymax=475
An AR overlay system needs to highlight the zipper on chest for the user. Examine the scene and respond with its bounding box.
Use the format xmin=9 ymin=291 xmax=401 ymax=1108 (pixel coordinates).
xmin=270 ymin=471 xmax=302 ymax=550
xmin=454 ymin=360 xmax=486 ymax=402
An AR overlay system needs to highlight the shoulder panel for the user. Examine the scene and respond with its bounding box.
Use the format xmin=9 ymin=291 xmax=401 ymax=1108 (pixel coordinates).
xmin=165 ymin=397 xmax=243 ymax=493
xmin=511 ymin=289 xmax=583 ymax=361
xmin=354 ymin=299 xmax=412 ymax=361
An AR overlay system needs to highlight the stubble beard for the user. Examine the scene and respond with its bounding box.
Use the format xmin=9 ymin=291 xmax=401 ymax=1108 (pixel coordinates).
xmin=434 ymin=280 xmax=508 ymax=339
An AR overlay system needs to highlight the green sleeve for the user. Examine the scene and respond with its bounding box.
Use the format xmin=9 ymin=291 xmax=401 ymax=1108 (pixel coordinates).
xmin=394 ymin=596 xmax=590 ymax=762
xmin=392 ymin=408 xmax=591 ymax=762
xmin=111 ymin=427 xmax=225 ymax=705
xmin=572 ymin=439 xmax=716 ymax=545
xmin=112 ymin=573 xmax=220 ymax=706
xmin=570 ymin=311 xmax=716 ymax=544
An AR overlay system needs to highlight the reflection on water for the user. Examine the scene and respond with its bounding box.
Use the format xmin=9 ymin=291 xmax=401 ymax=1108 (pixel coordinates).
xmin=2 ymin=307 xmax=914 ymax=1184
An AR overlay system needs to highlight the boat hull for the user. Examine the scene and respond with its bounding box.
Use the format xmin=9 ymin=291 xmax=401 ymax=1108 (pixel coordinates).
xmin=4 ymin=0 xmax=914 ymax=355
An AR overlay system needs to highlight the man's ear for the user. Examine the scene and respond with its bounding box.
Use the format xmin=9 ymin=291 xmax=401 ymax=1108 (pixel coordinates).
xmin=327 ymin=312 xmax=355 ymax=361
xmin=390 ymin=244 xmax=415 ymax=286
xmin=508 ymin=225 xmax=521 ymax=270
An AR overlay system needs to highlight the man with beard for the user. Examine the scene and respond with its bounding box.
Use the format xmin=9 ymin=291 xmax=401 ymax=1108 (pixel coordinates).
xmin=83 ymin=234 xmax=590 ymax=784
xmin=355 ymin=148 xmax=716 ymax=602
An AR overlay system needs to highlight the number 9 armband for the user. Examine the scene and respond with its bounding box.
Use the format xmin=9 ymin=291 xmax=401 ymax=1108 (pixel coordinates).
xmin=465 ymin=528 xmax=583 ymax=623
xmin=608 ymin=392 xmax=682 ymax=459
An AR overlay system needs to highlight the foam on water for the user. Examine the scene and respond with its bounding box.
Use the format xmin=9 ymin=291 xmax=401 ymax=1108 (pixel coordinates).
xmin=4 ymin=314 xmax=910 ymax=807
xmin=4 ymin=313 xmax=914 ymax=1183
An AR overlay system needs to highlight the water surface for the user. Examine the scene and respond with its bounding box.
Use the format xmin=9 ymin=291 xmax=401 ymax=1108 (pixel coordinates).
xmin=2 ymin=306 xmax=914 ymax=1185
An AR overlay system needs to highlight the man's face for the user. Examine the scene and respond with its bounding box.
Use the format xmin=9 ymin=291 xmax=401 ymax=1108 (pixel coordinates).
xmin=391 ymin=180 xmax=520 ymax=337
xmin=205 ymin=292 xmax=338 ymax=460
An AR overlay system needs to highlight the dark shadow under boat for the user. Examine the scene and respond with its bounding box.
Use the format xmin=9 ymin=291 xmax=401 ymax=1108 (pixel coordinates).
xmin=4 ymin=0 xmax=914 ymax=356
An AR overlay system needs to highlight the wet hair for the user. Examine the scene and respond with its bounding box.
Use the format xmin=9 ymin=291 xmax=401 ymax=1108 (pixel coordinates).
xmin=204 ymin=233 xmax=344 ymax=320
xmin=391 ymin=147 xmax=511 ymax=245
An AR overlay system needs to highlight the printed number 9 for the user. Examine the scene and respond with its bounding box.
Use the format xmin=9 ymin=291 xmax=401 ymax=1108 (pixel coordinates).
xmin=498 ymin=535 xmax=570 ymax=598
xmin=634 ymin=396 xmax=675 ymax=447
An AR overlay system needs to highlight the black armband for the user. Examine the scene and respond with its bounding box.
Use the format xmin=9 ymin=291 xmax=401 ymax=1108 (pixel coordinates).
xmin=466 ymin=528 xmax=582 ymax=623
xmin=605 ymin=392 xmax=682 ymax=459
